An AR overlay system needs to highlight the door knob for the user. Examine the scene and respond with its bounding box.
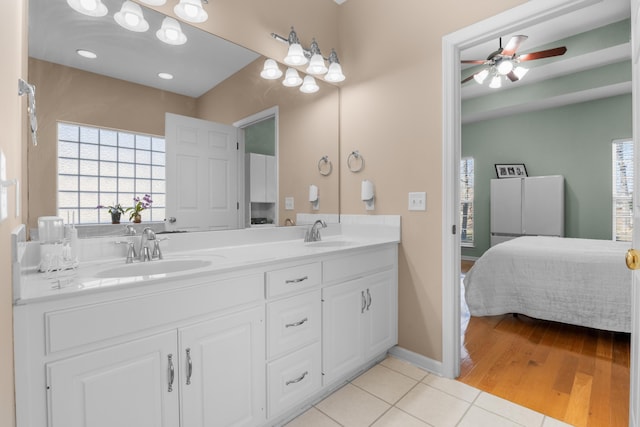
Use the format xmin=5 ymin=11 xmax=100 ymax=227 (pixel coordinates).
xmin=626 ymin=249 xmax=640 ymax=270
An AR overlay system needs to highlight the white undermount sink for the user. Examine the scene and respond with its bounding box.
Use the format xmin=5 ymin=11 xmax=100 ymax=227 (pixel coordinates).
xmin=95 ymin=258 xmax=214 ymax=278
xmin=304 ymin=240 xmax=354 ymax=248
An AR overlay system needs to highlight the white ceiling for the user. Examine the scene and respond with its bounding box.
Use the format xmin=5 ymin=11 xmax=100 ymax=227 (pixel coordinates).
xmin=461 ymin=0 xmax=631 ymax=113
xmin=29 ymin=0 xmax=260 ymax=98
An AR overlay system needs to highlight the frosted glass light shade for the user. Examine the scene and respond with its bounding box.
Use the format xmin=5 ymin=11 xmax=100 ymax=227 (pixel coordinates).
xmin=67 ymin=0 xmax=108 ymax=17
xmin=174 ymin=0 xmax=208 ymax=23
xmin=496 ymin=59 xmax=514 ymax=75
xmin=300 ymin=76 xmax=319 ymax=93
xmin=114 ymin=1 xmax=149 ymax=32
xmin=282 ymin=68 xmax=303 ymax=87
xmin=138 ymin=0 xmax=167 ymax=5
xmin=324 ymin=62 xmax=345 ymax=83
xmin=284 ymin=43 xmax=308 ymax=66
xmin=260 ymin=59 xmax=283 ymax=80
xmin=306 ymin=54 xmax=328 ymax=75
xmin=473 ymin=69 xmax=489 ymax=84
xmin=489 ymin=75 xmax=502 ymax=89
xmin=156 ymin=17 xmax=187 ymax=45
xmin=513 ymin=66 xmax=529 ymax=80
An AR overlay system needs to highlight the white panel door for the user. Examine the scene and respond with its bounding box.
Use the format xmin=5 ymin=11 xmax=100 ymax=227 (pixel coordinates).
xmin=522 ymin=175 xmax=564 ymax=236
xmin=166 ymin=113 xmax=239 ymax=231
xmin=322 ymin=278 xmax=366 ymax=385
xmin=490 ymin=178 xmax=522 ymax=235
xmin=47 ymin=331 xmax=179 ymax=427
xmin=180 ymin=306 xmax=265 ymax=427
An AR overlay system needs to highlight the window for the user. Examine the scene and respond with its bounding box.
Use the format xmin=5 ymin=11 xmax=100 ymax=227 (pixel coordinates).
xmin=612 ymin=139 xmax=633 ymax=241
xmin=460 ymin=157 xmax=474 ymax=246
xmin=57 ymin=122 xmax=166 ymax=224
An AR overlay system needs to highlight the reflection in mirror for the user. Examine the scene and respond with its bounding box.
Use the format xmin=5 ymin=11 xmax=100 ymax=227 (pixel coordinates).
xmin=27 ymin=0 xmax=339 ymax=237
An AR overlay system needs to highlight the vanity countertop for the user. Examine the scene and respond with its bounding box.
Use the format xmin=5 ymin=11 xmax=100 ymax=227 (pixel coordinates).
xmin=14 ymin=223 xmax=401 ymax=305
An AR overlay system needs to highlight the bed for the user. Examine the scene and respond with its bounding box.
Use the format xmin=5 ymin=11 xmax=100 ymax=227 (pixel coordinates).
xmin=463 ymin=236 xmax=632 ymax=333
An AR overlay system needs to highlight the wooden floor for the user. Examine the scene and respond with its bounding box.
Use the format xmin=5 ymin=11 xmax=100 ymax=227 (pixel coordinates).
xmin=458 ymin=261 xmax=631 ymax=426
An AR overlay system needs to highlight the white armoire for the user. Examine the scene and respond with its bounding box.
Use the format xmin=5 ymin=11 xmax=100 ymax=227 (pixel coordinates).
xmin=490 ymin=175 xmax=564 ymax=246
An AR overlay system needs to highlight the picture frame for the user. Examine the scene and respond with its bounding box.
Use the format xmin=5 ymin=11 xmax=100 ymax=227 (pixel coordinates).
xmin=495 ymin=163 xmax=528 ymax=179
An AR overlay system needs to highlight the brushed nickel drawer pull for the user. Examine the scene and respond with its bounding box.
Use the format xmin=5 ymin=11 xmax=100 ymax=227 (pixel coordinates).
xmin=186 ymin=348 xmax=193 ymax=385
xmin=361 ymin=290 xmax=366 ymax=313
xmin=286 ymin=371 xmax=308 ymax=386
xmin=285 ymin=317 xmax=308 ymax=328
xmin=285 ymin=276 xmax=308 ymax=284
xmin=168 ymin=354 xmax=175 ymax=392
xmin=366 ymin=289 xmax=372 ymax=311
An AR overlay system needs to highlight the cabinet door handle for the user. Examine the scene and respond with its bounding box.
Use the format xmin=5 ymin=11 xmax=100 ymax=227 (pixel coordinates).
xmin=361 ymin=290 xmax=366 ymax=313
xmin=285 ymin=317 xmax=308 ymax=328
xmin=168 ymin=354 xmax=175 ymax=392
xmin=285 ymin=371 xmax=308 ymax=386
xmin=285 ymin=276 xmax=308 ymax=284
xmin=186 ymin=348 xmax=193 ymax=385
xmin=366 ymin=289 xmax=372 ymax=311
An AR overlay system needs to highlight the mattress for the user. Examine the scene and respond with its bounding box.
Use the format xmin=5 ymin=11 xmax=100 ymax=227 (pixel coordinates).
xmin=463 ymin=236 xmax=632 ymax=333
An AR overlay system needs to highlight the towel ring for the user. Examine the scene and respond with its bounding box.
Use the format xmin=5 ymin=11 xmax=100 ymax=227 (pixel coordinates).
xmin=347 ymin=150 xmax=364 ymax=173
xmin=318 ymin=155 xmax=333 ymax=176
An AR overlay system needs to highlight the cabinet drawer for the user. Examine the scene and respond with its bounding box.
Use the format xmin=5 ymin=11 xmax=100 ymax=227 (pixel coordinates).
xmin=267 ymin=342 xmax=321 ymax=418
xmin=267 ymin=290 xmax=321 ymax=359
xmin=266 ymin=262 xmax=321 ymax=298
xmin=45 ymin=273 xmax=264 ymax=354
xmin=323 ymin=246 xmax=396 ymax=284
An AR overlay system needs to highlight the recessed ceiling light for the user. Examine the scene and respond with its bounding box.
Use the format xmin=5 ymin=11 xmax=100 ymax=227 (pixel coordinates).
xmin=76 ymin=49 xmax=97 ymax=59
xmin=158 ymin=72 xmax=174 ymax=80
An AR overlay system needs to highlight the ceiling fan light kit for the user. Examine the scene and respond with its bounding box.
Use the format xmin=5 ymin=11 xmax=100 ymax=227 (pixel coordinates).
xmin=462 ymin=35 xmax=566 ymax=89
xmin=262 ymin=26 xmax=346 ymax=93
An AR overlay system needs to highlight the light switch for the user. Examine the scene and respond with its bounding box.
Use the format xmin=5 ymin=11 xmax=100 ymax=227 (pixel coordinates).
xmin=408 ymin=192 xmax=426 ymax=211
xmin=285 ymin=196 xmax=294 ymax=210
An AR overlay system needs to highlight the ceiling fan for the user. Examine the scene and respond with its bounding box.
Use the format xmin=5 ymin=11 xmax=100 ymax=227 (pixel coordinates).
xmin=461 ymin=35 xmax=567 ymax=88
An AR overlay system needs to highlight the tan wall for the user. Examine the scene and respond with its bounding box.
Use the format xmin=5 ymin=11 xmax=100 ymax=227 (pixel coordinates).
xmin=337 ymin=0 xmax=526 ymax=361
xmin=0 ymin=0 xmax=27 ymax=425
xmin=27 ymin=58 xmax=198 ymax=229
xmin=196 ymin=58 xmax=340 ymax=224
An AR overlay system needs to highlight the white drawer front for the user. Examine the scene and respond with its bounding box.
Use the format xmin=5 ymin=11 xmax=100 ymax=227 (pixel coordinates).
xmin=45 ymin=273 xmax=264 ymax=354
xmin=266 ymin=262 xmax=321 ymax=298
xmin=323 ymin=246 xmax=396 ymax=284
xmin=267 ymin=290 xmax=321 ymax=359
xmin=267 ymin=342 xmax=321 ymax=418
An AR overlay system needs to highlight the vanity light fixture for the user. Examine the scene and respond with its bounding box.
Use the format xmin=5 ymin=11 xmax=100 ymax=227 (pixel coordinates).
xmin=156 ymin=17 xmax=187 ymax=45
xmin=282 ymin=68 xmax=303 ymax=87
xmin=174 ymin=0 xmax=208 ymax=23
xmin=299 ymin=75 xmax=319 ymax=94
xmin=66 ymin=0 xmax=108 ymax=17
xmin=114 ymin=0 xmax=149 ymax=32
xmin=260 ymin=59 xmax=283 ymax=80
xmin=76 ymin=49 xmax=98 ymax=59
xmin=306 ymin=39 xmax=328 ymax=75
xmin=324 ymin=49 xmax=346 ymax=83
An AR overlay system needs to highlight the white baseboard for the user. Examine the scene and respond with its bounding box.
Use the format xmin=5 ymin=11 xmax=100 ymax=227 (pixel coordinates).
xmin=388 ymin=346 xmax=445 ymax=377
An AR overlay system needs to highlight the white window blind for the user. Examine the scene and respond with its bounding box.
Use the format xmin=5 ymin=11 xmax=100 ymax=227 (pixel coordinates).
xmin=57 ymin=122 xmax=166 ymax=224
xmin=460 ymin=157 xmax=474 ymax=246
xmin=612 ymin=139 xmax=633 ymax=242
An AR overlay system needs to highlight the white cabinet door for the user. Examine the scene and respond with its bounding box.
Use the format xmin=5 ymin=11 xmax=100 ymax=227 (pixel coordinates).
xmin=364 ymin=271 xmax=397 ymax=357
xmin=180 ymin=306 xmax=265 ymax=427
xmin=322 ymin=278 xmax=366 ymax=385
xmin=47 ymin=331 xmax=179 ymax=427
xmin=248 ymin=153 xmax=267 ymax=203
xmin=490 ymin=178 xmax=522 ymax=236
xmin=265 ymin=154 xmax=276 ymax=203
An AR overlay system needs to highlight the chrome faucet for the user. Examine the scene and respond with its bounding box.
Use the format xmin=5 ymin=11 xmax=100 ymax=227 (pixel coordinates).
xmin=304 ymin=219 xmax=327 ymax=242
xmin=139 ymin=227 xmax=156 ymax=261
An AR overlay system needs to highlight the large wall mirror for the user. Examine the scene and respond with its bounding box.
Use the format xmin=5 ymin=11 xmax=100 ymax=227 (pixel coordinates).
xmin=27 ymin=0 xmax=340 ymax=235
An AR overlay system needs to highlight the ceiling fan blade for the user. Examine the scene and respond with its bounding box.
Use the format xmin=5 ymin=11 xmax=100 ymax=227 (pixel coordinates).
xmin=501 ymin=35 xmax=528 ymax=57
xmin=506 ymin=71 xmax=519 ymax=82
xmin=462 ymin=74 xmax=476 ymax=84
xmin=461 ymin=60 xmax=488 ymax=64
xmin=518 ymin=46 xmax=567 ymax=62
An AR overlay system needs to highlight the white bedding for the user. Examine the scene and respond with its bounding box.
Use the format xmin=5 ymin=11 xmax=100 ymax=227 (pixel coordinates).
xmin=463 ymin=236 xmax=632 ymax=333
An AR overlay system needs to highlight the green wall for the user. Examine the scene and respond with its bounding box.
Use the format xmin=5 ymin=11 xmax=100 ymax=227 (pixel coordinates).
xmin=461 ymin=93 xmax=632 ymax=259
xmin=245 ymin=117 xmax=275 ymax=156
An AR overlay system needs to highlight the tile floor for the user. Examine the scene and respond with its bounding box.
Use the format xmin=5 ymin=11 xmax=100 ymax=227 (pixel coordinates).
xmin=285 ymin=356 xmax=574 ymax=427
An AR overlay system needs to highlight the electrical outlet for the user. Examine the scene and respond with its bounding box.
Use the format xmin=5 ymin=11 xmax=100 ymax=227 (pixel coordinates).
xmin=285 ymin=197 xmax=294 ymax=210
xmin=408 ymin=192 xmax=426 ymax=211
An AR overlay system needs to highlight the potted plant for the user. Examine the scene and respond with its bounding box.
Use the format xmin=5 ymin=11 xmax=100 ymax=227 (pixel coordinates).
xmin=127 ymin=194 xmax=153 ymax=223
xmin=97 ymin=203 xmax=126 ymax=224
